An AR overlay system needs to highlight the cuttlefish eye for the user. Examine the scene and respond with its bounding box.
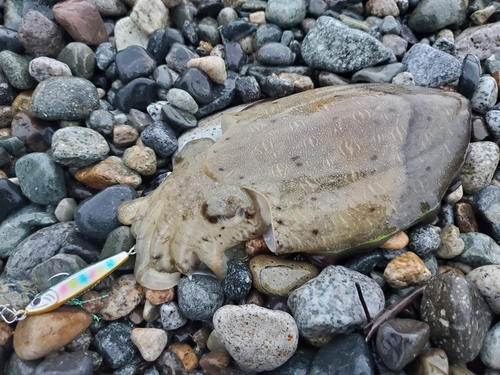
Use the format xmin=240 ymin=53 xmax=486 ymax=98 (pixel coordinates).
xmin=217 ymin=206 xmax=245 ymax=227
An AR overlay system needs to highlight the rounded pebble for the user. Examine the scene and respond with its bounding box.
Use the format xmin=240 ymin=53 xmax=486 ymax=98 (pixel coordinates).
xmin=177 ymin=275 xmax=224 ymax=320
xmin=131 ymin=328 xmax=168 ymax=362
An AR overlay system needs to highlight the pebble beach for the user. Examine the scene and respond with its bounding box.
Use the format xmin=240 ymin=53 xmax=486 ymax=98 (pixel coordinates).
xmin=1 ymin=0 xmax=500 ymax=373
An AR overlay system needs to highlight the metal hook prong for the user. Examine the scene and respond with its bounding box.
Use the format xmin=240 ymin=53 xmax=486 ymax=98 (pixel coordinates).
xmin=48 ymin=272 xmax=70 ymax=282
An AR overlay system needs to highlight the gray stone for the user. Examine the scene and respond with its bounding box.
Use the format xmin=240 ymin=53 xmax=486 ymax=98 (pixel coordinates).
xmin=407 ymin=225 xmax=441 ymax=258
xmin=481 ymin=322 xmax=500 ymax=370
xmin=466 ymin=265 xmax=500 ymax=314
xmin=0 ymin=276 xmax=37 ymax=311
xmin=351 ymin=63 xmax=405 ymax=83
xmin=486 ymin=110 xmax=500 ymax=139
xmin=265 ymin=0 xmax=306 ymax=28
xmin=153 ymin=65 xmax=174 ymax=90
xmin=475 ymin=185 xmax=500 ymax=242
xmin=486 ymin=53 xmax=500 ymax=74
xmin=381 ymin=15 xmax=401 ymax=35
xmin=57 ymin=42 xmax=96 ymax=80
xmin=256 ymin=43 xmax=295 ymax=66
xmin=177 ymin=275 xmax=224 ymax=320
xmin=421 ymin=272 xmax=492 ymax=364
xmin=301 ymin=16 xmax=393 ymax=74
xmin=30 ymin=254 xmax=87 ymax=292
xmin=287 ymin=265 xmax=385 ymax=346
xmin=160 ymin=301 xmax=187 ymax=330
xmin=459 ymin=141 xmax=500 ymax=194
xmin=471 ymin=76 xmax=499 ymax=115
xmin=402 ymin=43 xmax=461 ymax=87
xmin=0 ymin=204 xmax=57 ymax=258
xmin=456 ymin=232 xmax=500 ymax=268
xmin=33 ymin=350 xmax=93 ymax=375
xmin=166 ymin=88 xmax=198 ymax=114
xmin=28 ymin=57 xmax=72 ymax=82
xmin=15 ymin=152 xmax=67 ymax=205
xmin=408 ymin=0 xmax=467 ymax=34
xmin=51 ymin=126 xmax=110 ymax=167
xmin=86 ymin=109 xmax=115 ymax=135
xmin=455 ymin=22 xmax=500 ymax=61
xmin=0 ymin=50 xmax=37 ymax=89
xmin=31 ymin=77 xmax=99 ymax=121
xmin=93 ymin=322 xmax=137 ymax=369
xmin=6 ymin=353 xmax=41 ymax=375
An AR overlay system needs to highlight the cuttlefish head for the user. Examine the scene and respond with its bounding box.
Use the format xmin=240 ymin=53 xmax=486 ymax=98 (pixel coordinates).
xmin=118 ymin=138 xmax=270 ymax=290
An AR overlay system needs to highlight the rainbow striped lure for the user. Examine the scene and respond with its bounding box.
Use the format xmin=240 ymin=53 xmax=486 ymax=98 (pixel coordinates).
xmin=0 ymin=247 xmax=135 ymax=323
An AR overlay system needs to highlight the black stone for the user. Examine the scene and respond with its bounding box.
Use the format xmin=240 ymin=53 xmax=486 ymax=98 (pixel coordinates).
xmin=260 ymin=75 xmax=294 ymax=99
xmin=39 ymin=127 xmax=54 ymax=147
xmin=195 ymin=71 xmax=237 ymax=118
xmin=225 ymin=41 xmax=247 ymax=72
xmin=254 ymin=23 xmax=282 ymax=51
xmin=0 ymin=178 xmax=28 ymax=223
xmin=345 ymin=251 xmax=385 ymax=275
xmin=0 ymin=69 xmax=16 ymax=105
xmin=458 ymin=54 xmax=481 ymax=99
xmin=407 ymin=225 xmax=440 ymax=258
xmin=147 ymin=29 xmax=170 ymax=65
xmin=309 ymin=333 xmax=375 ymax=374
xmin=220 ymin=19 xmax=258 ymax=43
xmin=371 ymin=342 xmax=406 ymax=375
xmin=74 ymin=185 xmax=138 ymax=243
xmin=140 ymin=121 xmax=178 ymax=158
xmin=196 ymin=0 xmax=224 ymax=19
xmin=0 ymin=146 xmax=11 ymax=167
xmin=105 ymin=61 xmax=118 ymax=80
xmin=256 ymin=42 xmax=295 ymax=66
xmin=59 ymin=230 xmax=101 ymax=263
xmin=196 ymin=17 xmax=220 ymax=46
xmin=169 ymin=1 xmax=194 ymax=29
xmin=235 ymin=75 xmax=261 ymax=103
xmin=262 ymin=347 xmax=316 ymax=375
xmin=164 ymin=28 xmax=185 ymax=49
xmin=115 ymin=78 xmax=158 ymax=112
xmin=165 ymin=42 xmax=198 ymax=74
xmin=92 ymin=72 xmax=110 ymax=91
xmin=34 ymin=351 xmax=93 ymax=375
xmin=142 ymin=172 xmax=170 ymax=196
xmin=182 ymin=20 xmax=199 ymax=46
xmin=0 ymin=26 xmax=25 ymax=54
xmin=93 ymin=322 xmax=137 ymax=369
xmin=280 ymin=30 xmax=294 ymax=46
xmin=327 ymin=0 xmax=347 ymax=12
xmin=115 ymin=45 xmax=156 ymax=83
xmin=400 ymin=23 xmax=419 ymax=45
xmin=174 ymin=67 xmax=213 ymax=104
xmin=222 ymin=259 xmax=252 ymax=301
xmin=421 ymin=272 xmax=493 ymax=363
xmin=162 ymin=103 xmax=197 ymax=132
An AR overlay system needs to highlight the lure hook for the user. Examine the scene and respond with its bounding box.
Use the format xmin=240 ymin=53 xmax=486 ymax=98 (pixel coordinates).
xmin=47 ymin=272 xmax=70 ymax=282
xmin=0 ymin=304 xmax=26 ymax=324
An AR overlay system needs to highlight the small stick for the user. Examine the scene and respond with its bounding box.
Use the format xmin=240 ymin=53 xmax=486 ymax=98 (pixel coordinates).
xmin=355 ymin=282 xmax=372 ymax=322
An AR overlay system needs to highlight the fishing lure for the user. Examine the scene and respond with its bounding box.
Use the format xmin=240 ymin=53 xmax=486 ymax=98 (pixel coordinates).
xmin=0 ymin=247 xmax=136 ymax=323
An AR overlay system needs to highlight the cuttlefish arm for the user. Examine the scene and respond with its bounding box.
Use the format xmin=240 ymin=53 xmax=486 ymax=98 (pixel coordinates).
xmin=118 ymin=138 xmax=270 ymax=290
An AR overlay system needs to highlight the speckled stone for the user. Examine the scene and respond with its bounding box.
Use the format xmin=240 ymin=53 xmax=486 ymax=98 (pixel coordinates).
xmin=406 ymin=348 xmax=449 ymax=375
xmin=123 ymin=146 xmax=157 ymax=176
xmin=466 ymin=265 xmax=500 ymax=314
xmin=454 ymin=202 xmax=478 ymax=233
xmin=301 ymin=16 xmax=392 ymax=74
xmin=0 ymin=276 xmax=36 ymax=313
xmin=408 ymin=0 xmax=467 ymax=34
xmin=421 ymin=271 xmax=492 ymax=364
xmin=28 ymin=57 xmax=72 ymax=82
xmin=93 ymin=322 xmax=137 ymax=369
xmin=249 ymin=254 xmax=318 ymax=296
xmin=456 ymin=232 xmax=500 ymax=267
xmin=74 ymin=156 xmax=142 ymax=190
xmin=480 ymin=322 xmax=500 ymax=370
xmin=130 ymin=0 xmax=169 ymax=36
xmin=436 ymin=225 xmax=464 ymax=259
xmin=288 ymin=265 xmax=384 ymax=346
xmin=407 ymin=225 xmax=441 ymax=257
xmin=131 ymin=328 xmax=168 ymax=362
xmin=0 ymin=50 xmax=37 ymax=90
xmin=383 ymin=251 xmax=432 ymax=289
xmin=213 ymin=304 xmax=298 ymax=372
xmin=476 ymin=185 xmax=500 ymax=242
xmin=98 ymin=274 xmax=144 ymax=320
xmin=160 ymin=301 xmax=187 ymax=330
xmin=455 ymin=22 xmax=500 ymax=61
xmin=265 ymin=0 xmax=306 ymax=28
xmin=51 ymin=126 xmax=109 ymax=167
xmin=31 ymin=77 xmax=99 ymax=120
xmin=459 ymin=141 xmax=500 ymax=194
xmin=486 ymin=110 xmax=500 ymax=139
xmin=177 ymin=275 xmax=224 ymax=321
xmin=470 ymin=76 xmax=499 ymax=115
xmin=376 ymin=319 xmax=430 ymax=371
xmin=140 ymin=120 xmax=178 ymax=158
xmin=32 ymin=351 xmax=93 ymax=375
xmin=114 ymin=17 xmax=149 ymax=51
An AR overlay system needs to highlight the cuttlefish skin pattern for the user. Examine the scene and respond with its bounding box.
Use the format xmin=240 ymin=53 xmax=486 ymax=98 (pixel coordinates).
xmin=118 ymin=84 xmax=471 ymax=290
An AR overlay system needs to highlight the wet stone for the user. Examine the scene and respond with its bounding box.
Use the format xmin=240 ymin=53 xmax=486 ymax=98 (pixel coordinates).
xmin=456 ymin=232 xmax=500 ymax=267
xmin=213 ymin=304 xmax=298 ymax=372
xmin=160 ymin=301 xmax=187 ymax=330
xmin=57 ymin=42 xmax=96 ymax=80
xmin=250 ymin=254 xmax=319 ymax=296
xmin=408 ymin=225 xmax=441 ymax=258
xmin=436 ymin=225 xmax=464 ymax=259
xmin=153 ymin=65 xmax=173 ymax=90
xmin=0 ymin=276 xmax=36 ymax=311
xmin=421 ymin=271 xmax=492 ymax=364
xmin=376 ymin=319 xmax=430 ymax=371
xmin=383 ymin=251 xmax=432 ymax=289
xmin=0 ymin=71 xmax=16 ymax=105
xmin=177 ymin=275 xmax=224 ymax=320
xmin=301 ymin=16 xmax=392 ymax=74
xmin=95 ymin=42 xmax=116 ymax=71
xmin=225 ymin=41 xmax=247 ymax=72
xmin=173 ymin=68 xmax=213 ymax=105
xmin=459 ymin=141 xmax=500 ymax=194
xmin=260 ymin=75 xmax=295 ymax=99
xmin=166 ymin=43 xmax=198 ymax=74
xmin=74 ymin=185 xmax=138 ymax=243
xmin=222 ymin=259 xmax=252 ymax=301
xmin=156 ymin=351 xmax=186 ymax=375
xmin=254 ymin=24 xmax=283 ymax=51
xmin=161 ymin=103 xmax=197 ymax=132
xmin=115 ymin=45 xmax=156 ymax=83
xmin=15 ymin=152 xmax=66 ymax=205
xmin=351 ymin=63 xmax=405 ymax=83
xmin=457 ymin=54 xmax=481 ymax=98
xmin=220 ymin=19 xmax=258 ymax=42
xmin=466 ymin=265 xmax=500 ymax=314
xmin=309 ymin=333 xmax=374 ymax=375
xmin=182 ymin=20 xmax=198 ymax=46
xmin=0 ymin=178 xmax=28 ymax=223
xmin=471 ymin=76 xmax=499 ymax=115
xmin=235 ymin=76 xmax=261 ymax=102
xmin=197 ymin=17 xmax=221 ymax=46
xmin=17 ymin=11 xmax=65 ymax=58
xmin=99 ymin=274 xmax=144 ymax=320
xmin=51 ymin=126 xmax=110 ymax=167
xmin=0 ymin=50 xmax=37 ymax=90
xmin=288 ymin=266 xmax=384 ymax=345
xmin=166 ymin=88 xmax=198 ymax=114
xmin=33 ymin=350 xmax=93 ymax=375
xmin=93 ymin=322 xmax=137 ymax=369
xmin=475 ymin=185 xmax=500 ymax=242
xmin=30 ymin=253 xmax=86 ymax=292
xmin=0 ymin=27 xmax=25 ymax=54
xmin=6 ymin=353 xmax=41 ymax=375
xmin=140 ymin=121 xmax=177 ymax=157
xmin=256 ymin=43 xmax=295 ymax=66
xmin=402 ymin=43 xmax=461 ymax=88
xmin=31 ymin=77 xmax=99 ymax=120
xmin=115 ymin=78 xmax=159 ymax=113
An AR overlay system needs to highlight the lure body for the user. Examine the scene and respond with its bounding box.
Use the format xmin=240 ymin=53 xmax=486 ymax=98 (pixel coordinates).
xmin=25 ymin=251 xmax=130 ymax=315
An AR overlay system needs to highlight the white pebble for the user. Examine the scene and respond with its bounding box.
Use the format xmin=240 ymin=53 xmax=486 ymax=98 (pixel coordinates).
xmin=471 ymin=76 xmax=498 ymax=114
xmin=131 ymin=328 xmax=168 ymax=361
xmin=54 ymin=198 xmax=77 ymax=222
xmin=29 ymin=57 xmax=72 ymax=82
xmin=187 ymin=56 xmax=227 ymax=84
xmin=114 ymin=17 xmax=149 ymax=51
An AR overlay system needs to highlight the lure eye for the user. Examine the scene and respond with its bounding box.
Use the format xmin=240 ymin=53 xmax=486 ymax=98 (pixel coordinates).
xmin=32 ymin=297 xmax=41 ymax=306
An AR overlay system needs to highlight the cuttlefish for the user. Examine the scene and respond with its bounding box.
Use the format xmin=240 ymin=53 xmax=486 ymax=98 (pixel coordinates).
xmin=118 ymin=84 xmax=471 ymax=290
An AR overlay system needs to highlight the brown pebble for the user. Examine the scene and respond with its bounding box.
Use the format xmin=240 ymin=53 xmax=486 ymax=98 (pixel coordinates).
xmin=0 ymin=322 xmax=13 ymax=345
xmin=74 ymin=156 xmax=142 ymax=190
xmin=12 ymin=90 xmax=34 ymax=113
xmin=379 ymin=231 xmax=409 ymax=249
xmin=80 ymin=290 xmax=107 ymax=314
xmin=454 ymin=202 xmax=478 ymax=233
xmin=0 ymin=129 xmax=12 ymax=137
xmin=278 ymin=73 xmax=314 ymax=92
xmin=244 ymin=288 xmax=265 ymax=306
xmin=438 ymin=265 xmax=465 ymax=276
xmin=122 ymin=145 xmax=157 ymax=176
xmin=383 ymin=251 xmax=431 ymax=289
xmin=192 ymin=327 xmax=211 ymax=349
xmin=406 ymin=348 xmax=448 ymax=375
xmin=129 ymin=307 xmax=144 ymax=325
xmin=199 ymin=41 xmax=213 ymax=54
xmin=199 ymin=351 xmax=231 ymax=375
xmin=98 ymin=274 xmax=144 ymax=320
xmin=245 ymin=237 xmax=270 ymax=257
xmin=11 ymin=112 xmax=53 ymax=152
xmin=169 ymin=342 xmax=198 ymax=371
xmin=0 ymin=170 xmax=7 ymax=179
xmin=144 ymin=287 xmax=175 ymax=305
xmin=13 ymin=306 xmax=92 ymax=360
xmin=112 ymin=124 xmax=139 ymax=147
xmin=492 ymin=70 xmax=500 ymax=93
xmin=53 ymin=0 xmax=108 ymax=45
xmin=365 ymin=0 xmax=399 ymax=17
